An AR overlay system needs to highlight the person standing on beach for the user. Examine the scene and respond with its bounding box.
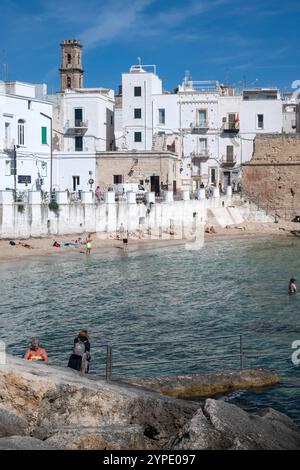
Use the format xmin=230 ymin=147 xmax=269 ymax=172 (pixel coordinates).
xmin=68 ymin=330 xmax=91 ymax=373
xmin=119 ymin=223 xmax=125 ymax=240
xmin=123 ymin=230 xmax=129 ymax=252
xmin=85 ymin=234 xmax=92 ymax=255
xmin=289 ymin=278 xmax=297 ymax=294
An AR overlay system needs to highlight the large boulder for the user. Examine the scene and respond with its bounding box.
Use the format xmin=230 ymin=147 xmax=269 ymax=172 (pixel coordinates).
xmin=45 ymin=425 xmax=145 ymax=450
xmin=0 ymin=436 xmax=55 ymax=450
xmin=0 ymin=356 xmax=198 ymax=450
xmin=130 ymin=368 xmax=279 ymax=399
xmin=170 ymin=399 xmax=300 ymax=450
xmin=0 ymin=406 xmax=29 ymax=437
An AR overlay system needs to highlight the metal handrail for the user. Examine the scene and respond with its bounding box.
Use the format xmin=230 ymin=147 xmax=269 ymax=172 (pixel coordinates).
xmin=105 ymin=334 xmax=244 ymax=380
xmin=109 ymin=333 xmax=242 ymax=348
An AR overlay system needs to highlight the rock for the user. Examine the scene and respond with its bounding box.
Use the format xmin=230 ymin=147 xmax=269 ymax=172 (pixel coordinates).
xmin=1 ymin=356 xmax=299 ymax=450
xmin=0 ymin=436 xmax=55 ymax=450
xmin=129 ymin=368 xmax=279 ymax=399
xmin=46 ymin=425 xmax=145 ymax=450
xmin=0 ymin=406 xmax=29 ymax=437
xmin=203 ymin=399 xmax=300 ymax=449
xmin=169 ymin=408 xmax=227 ymax=450
xmin=0 ymin=355 xmax=198 ymax=450
xmin=170 ymin=398 xmax=300 ymax=450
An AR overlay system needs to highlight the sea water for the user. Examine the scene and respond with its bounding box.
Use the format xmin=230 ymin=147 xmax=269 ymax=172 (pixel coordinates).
xmin=0 ymin=237 xmax=299 ymax=425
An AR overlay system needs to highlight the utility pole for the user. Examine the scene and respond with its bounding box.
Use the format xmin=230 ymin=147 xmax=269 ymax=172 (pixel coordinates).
xmin=40 ymin=112 xmax=53 ymax=195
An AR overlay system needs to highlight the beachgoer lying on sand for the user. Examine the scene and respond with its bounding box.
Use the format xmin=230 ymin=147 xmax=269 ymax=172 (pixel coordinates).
xmin=17 ymin=242 xmax=33 ymax=249
xmin=205 ymin=226 xmax=216 ymax=234
xmin=9 ymin=240 xmax=33 ymax=248
xmin=53 ymin=241 xmax=61 ymax=247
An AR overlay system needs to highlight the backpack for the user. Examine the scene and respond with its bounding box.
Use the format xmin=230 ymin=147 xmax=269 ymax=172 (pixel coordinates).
xmin=73 ymin=340 xmax=85 ymax=357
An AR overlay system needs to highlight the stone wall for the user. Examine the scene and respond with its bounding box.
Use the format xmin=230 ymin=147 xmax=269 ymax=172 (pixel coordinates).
xmin=242 ymin=134 xmax=300 ymax=219
xmin=0 ymin=190 xmax=248 ymax=239
xmin=96 ymin=152 xmax=181 ymax=192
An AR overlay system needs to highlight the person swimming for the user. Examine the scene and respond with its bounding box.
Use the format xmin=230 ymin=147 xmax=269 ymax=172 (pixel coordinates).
xmin=289 ymin=278 xmax=297 ymax=294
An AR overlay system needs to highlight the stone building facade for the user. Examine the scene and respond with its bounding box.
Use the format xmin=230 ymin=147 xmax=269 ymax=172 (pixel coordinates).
xmin=60 ymin=40 xmax=84 ymax=92
xmin=242 ymin=134 xmax=300 ymax=219
xmin=96 ymin=151 xmax=181 ymax=195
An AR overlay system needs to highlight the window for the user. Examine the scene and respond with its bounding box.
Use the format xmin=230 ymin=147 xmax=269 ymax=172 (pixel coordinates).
xmin=67 ymin=76 xmax=72 ymax=88
xmin=113 ymin=175 xmax=123 ymax=184
xmin=74 ymin=108 xmax=83 ymax=127
xmin=18 ymin=119 xmax=25 ymax=146
xmin=5 ymin=122 xmax=10 ymax=145
xmin=199 ymin=138 xmax=207 ymax=155
xmin=257 ymin=114 xmax=264 ymax=129
xmin=5 ymin=159 xmax=14 ymax=176
xmin=210 ymin=168 xmax=217 ymax=185
xmin=226 ymin=145 xmax=234 ymax=162
xmin=198 ymin=110 xmax=207 ymax=126
xmin=28 ymin=101 xmax=31 ymax=110
xmin=134 ymin=108 xmax=142 ymax=119
xmin=159 ymin=109 xmax=165 ymax=124
xmin=134 ymin=86 xmax=142 ymax=97
xmin=75 ymin=136 xmax=83 ymax=151
xmin=67 ymin=54 xmax=72 ymax=65
xmin=134 ymin=132 xmax=142 ymax=143
xmin=41 ymin=127 xmax=47 ymax=145
xmin=228 ymin=113 xmax=236 ymax=129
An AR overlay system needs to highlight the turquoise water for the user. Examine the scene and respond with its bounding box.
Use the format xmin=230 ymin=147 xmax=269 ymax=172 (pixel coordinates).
xmin=0 ymin=237 xmax=300 ymax=426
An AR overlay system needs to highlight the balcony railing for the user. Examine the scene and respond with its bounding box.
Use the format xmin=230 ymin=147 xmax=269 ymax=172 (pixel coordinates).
xmin=222 ymin=122 xmax=239 ymax=133
xmin=65 ymin=120 xmax=88 ymax=135
xmin=191 ymin=167 xmax=201 ymax=177
xmin=220 ymin=155 xmax=237 ymax=167
xmin=3 ymin=139 xmax=12 ymax=151
xmin=191 ymin=120 xmax=209 ymax=131
xmin=191 ymin=150 xmax=210 ymax=162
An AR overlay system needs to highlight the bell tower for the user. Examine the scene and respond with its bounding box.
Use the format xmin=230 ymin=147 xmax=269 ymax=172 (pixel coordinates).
xmin=60 ymin=40 xmax=84 ymax=92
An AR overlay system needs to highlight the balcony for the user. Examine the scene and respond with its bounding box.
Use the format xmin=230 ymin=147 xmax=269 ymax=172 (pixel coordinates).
xmin=220 ymin=155 xmax=237 ymax=168
xmin=65 ymin=120 xmax=88 ymax=135
xmin=3 ymin=139 xmax=12 ymax=151
xmin=222 ymin=122 xmax=239 ymax=134
xmin=191 ymin=167 xmax=201 ymax=178
xmin=191 ymin=120 xmax=209 ymax=132
xmin=191 ymin=150 xmax=210 ymax=162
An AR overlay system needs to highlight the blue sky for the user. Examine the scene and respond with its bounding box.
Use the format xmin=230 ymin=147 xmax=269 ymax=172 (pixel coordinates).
xmin=1 ymin=0 xmax=300 ymax=94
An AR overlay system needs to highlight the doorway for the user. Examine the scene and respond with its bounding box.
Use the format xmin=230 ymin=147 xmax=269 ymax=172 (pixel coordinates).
xmin=72 ymin=176 xmax=80 ymax=191
xmin=223 ymin=171 xmax=231 ymax=189
xmin=151 ymin=176 xmax=160 ymax=196
xmin=173 ymin=180 xmax=177 ymax=194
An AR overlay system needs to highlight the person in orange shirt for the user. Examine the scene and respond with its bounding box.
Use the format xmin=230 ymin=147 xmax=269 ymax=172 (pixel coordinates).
xmin=24 ymin=338 xmax=48 ymax=362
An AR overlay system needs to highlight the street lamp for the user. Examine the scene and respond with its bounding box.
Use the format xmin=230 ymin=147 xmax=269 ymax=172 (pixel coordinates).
xmin=40 ymin=112 xmax=53 ymax=195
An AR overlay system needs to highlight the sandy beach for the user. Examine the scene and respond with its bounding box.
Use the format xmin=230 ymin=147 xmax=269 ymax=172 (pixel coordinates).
xmin=0 ymin=221 xmax=299 ymax=262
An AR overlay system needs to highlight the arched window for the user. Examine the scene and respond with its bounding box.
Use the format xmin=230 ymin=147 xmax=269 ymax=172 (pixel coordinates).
xmin=67 ymin=53 xmax=72 ymax=65
xmin=67 ymin=77 xmax=72 ymax=88
xmin=18 ymin=119 xmax=25 ymax=145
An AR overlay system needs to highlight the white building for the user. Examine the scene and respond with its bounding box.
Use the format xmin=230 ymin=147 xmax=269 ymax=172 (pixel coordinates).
xmin=0 ymin=81 xmax=53 ymax=193
xmin=49 ymin=87 xmax=114 ymax=192
xmin=119 ymin=64 xmax=285 ymax=191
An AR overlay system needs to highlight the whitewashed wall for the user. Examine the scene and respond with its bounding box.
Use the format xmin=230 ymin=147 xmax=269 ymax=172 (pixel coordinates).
xmin=0 ymin=83 xmax=53 ymax=192
xmin=0 ymin=191 xmax=235 ymax=239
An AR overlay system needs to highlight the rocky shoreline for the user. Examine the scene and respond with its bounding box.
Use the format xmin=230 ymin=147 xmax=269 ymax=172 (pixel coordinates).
xmin=0 ymin=356 xmax=299 ymax=450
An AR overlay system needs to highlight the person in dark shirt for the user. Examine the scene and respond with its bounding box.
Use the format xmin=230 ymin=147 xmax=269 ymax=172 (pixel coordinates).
xmin=68 ymin=330 xmax=91 ymax=373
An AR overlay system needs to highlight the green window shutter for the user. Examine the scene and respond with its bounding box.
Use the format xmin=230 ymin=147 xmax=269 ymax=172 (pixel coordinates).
xmin=42 ymin=127 xmax=47 ymax=144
